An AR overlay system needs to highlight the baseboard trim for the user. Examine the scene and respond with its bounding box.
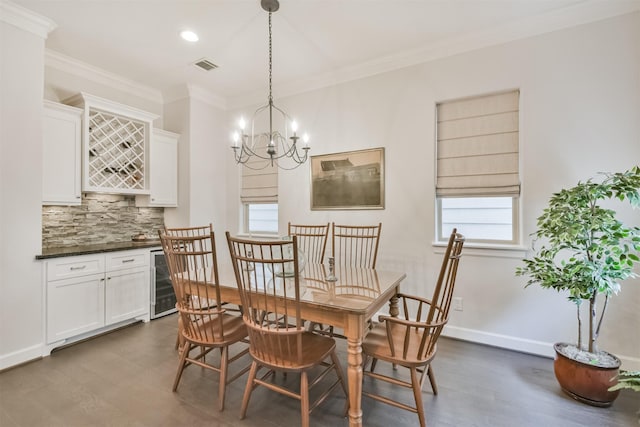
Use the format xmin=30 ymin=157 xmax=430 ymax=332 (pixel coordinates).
xmin=0 ymin=344 xmax=43 ymax=372
xmin=443 ymin=325 xmax=640 ymax=371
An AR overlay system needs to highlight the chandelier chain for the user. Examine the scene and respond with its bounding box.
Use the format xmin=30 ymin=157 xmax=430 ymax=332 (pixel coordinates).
xmin=268 ymin=11 xmax=273 ymax=103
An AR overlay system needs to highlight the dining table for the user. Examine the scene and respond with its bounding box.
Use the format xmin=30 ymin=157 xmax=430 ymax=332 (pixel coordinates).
xmin=212 ymin=261 xmax=407 ymax=427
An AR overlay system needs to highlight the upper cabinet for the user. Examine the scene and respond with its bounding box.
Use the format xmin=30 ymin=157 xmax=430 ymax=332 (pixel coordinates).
xmin=136 ymin=129 xmax=179 ymax=207
xmin=65 ymin=93 xmax=158 ymax=195
xmin=43 ymin=101 xmax=82 ymax=205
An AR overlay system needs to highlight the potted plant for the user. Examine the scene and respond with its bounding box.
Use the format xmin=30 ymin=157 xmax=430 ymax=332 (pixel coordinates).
xmin=516 ymin=166 xmax=640 ymax=406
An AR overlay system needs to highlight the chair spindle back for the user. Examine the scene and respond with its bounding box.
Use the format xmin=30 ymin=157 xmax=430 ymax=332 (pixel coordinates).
xmin=427 ymin=228 xmax=465 ymax=324
xmin=226 ymin=233 xmax=305 ymax=367
xmin=332 ymin=222 xmax=382 ymax=268
xmin=160 ymin=231 xmax=227 ymax=342
xmin=287 ymin=222 xmax=330 ymax=264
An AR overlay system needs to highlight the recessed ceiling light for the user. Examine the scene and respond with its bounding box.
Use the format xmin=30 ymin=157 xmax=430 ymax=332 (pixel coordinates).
xmin=180 ymin=30 xmax=199 ymax=42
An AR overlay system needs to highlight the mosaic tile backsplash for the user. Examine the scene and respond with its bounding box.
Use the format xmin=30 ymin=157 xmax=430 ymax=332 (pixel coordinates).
xmin=42 ymin=193 xmax=165 ymax=248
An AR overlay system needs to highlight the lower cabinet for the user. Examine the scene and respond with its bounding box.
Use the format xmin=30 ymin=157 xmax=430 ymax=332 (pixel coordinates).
xmin=105 ymin=267 xmax=148 ymax=324
xmin=46 ymin=272 xmax=105 ymax=343
xmin=46 ymin=250 xmax=150 ymax=344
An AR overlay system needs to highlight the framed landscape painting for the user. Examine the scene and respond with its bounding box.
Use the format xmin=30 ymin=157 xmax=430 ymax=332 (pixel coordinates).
xmin=310 ymin=147 xmax=385 ymax=210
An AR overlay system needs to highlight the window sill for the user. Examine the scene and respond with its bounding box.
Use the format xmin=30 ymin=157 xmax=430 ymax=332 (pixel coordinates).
xmin=432 ymin=241 xmax=527 ymax=259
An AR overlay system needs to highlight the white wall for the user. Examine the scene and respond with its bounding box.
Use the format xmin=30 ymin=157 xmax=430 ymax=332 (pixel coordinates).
xmin=163 ymin=97 xmax=191 ymax=227
xmin=164 ymin=94 xmax=230 ymax=262
xmin=228 ymin=12 xmax=640 ymax=369
xmin=0 ymin=13 xmax=48 ymax=369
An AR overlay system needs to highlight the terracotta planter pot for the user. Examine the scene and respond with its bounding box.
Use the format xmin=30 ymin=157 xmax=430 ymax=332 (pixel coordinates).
xmin=553 ymin=342 xmax=621 ymax=407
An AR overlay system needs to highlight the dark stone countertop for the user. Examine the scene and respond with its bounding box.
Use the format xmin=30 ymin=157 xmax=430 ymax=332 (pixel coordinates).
xmin=36 ymin=240 xmax=162 ymax=260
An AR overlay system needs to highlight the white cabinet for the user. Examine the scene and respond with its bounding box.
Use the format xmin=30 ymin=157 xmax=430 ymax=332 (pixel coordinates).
xmin=136 ymin=129 xmax=179 ymax=207
xmin=47 ymin=273 xmax=105 ymax=343
xmin=45 ymin=250 xmax=150 ymax=345
xmin=42 ymin=101 xmax=82 ymax=205
xmin=104 ymin=251 xmax=149 ymax=324
xmin=65 ymin=92 xmax=158 ymax=195
xmin=106 ymin=267 xmax=148 ymax=324
xmin=46 ymin=255 xmax=105 ymax=343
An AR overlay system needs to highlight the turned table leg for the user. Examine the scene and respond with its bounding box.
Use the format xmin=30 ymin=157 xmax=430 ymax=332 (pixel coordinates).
xmin=389 ymin=291 xmax=399 ymax=318
xmin=346 ymin=336 xmax=363 ymax=426
xmin=345 ymin=316 xmax=365 ymax=427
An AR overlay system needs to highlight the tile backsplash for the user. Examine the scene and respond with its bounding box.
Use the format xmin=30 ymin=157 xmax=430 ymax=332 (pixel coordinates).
xmin=42 ymin=193 xmax=165 ymax=248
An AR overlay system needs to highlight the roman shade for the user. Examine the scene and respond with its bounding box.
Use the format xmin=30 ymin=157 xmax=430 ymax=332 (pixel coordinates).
xmin=436 ymin=90 xmax=520 ymax=197
xmin=240 ymin=139 xmax=278 ymax=203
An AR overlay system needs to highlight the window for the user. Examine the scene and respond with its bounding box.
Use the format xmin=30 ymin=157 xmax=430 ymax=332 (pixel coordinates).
xmin=436 ymin=90 xmax=520 ymax=245
xmin=240 ymin=139 xmax=278 ymax=235
xmin=437 ymin=197 xmax=517 ymax=243
xmin=244 ymin=203 xmax=279 ymax=234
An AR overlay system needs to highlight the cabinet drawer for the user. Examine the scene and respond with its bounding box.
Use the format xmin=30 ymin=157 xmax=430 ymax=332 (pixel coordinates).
xmin=48 ymin=255 xmax=104 ymax=281
xmin=106 ymin=250 xmax=148 ymax=271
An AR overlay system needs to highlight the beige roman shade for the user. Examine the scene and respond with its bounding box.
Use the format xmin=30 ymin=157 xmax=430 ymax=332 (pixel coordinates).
xmin=436 ymin=90 xmax=520 ymax=197
xmin=240 ymin=138 xmax=278 ymax=203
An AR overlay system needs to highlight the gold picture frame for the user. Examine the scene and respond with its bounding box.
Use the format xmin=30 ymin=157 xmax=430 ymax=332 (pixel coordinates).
xmin=310 ymin=147 xmax=385 ymax=210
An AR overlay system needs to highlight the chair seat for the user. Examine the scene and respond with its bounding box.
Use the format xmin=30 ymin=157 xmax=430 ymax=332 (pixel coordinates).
xmin=183 ymin=312 xmax=247 ymax=346
xmin=362 ymin=322 xmax=435 ymax=368
xmin=250 ymin=331 xmax=337 ymax=370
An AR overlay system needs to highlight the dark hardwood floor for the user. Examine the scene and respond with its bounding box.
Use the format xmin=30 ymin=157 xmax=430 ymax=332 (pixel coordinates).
xmin=1 ymin=314 xmax=637 ymax=426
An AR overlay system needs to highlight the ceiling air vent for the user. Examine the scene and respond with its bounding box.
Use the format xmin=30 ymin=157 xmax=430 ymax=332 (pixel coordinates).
xmin=193 ymin=58 xmax=218 ymax=72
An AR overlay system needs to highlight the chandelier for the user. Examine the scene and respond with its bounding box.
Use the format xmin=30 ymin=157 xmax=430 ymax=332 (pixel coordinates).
xmin=231 ymin=0 xmax=310 ymax=170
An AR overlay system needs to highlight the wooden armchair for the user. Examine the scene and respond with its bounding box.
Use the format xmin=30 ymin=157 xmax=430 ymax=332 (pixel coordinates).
xmin=161 ymin=230 xmax=250 ymax=412
xmin=226 ymin=233 xmax=348 ymax=427
xmin=361 ymin=229 xmax=465 ymax=427
xmin=288 ymin=222 xmax=330 ymax=264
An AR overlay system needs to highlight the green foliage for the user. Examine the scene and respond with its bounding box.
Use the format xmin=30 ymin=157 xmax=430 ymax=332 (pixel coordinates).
xmin=516 ymin=166 xmax=640 ymax=350
xmin=608 ymin=370 xmax=640 ymax=392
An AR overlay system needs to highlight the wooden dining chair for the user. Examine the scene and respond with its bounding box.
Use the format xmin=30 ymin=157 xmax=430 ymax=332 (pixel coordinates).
xmin=226 ymin=233 xmax=348 ymax=427
xmin=160 ymin=224 xmax=240 ymax=349
xmin=361 ymin=229 xmax=465 ymax=427
xmin=160 ymin=224 xmax=208 ymax=349
xmin=332 ymin=222 xmax=382 ymax=268
xmin=160 ymin=230 xmax=250 ymax=412
xmin=310 ymin=222 xmax=383 ymax=338
xmin=288 ymin=222 xmax=330 ymax=264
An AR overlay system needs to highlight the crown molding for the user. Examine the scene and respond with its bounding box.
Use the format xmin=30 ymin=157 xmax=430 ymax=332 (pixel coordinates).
xmin=161 ymin=85 xmax=189 ymax=105
xmin=187 ymin=85 xmax=227 ymax=110
xmin=0 ymin=0 xmax=56 ymax=39
xmin=229 ymin=0 xmax=640 ymax=109
xmin=162 ymin=84 xmax=227 ymax=110
xmin=45 ymin=49 xmax=163 ymax=104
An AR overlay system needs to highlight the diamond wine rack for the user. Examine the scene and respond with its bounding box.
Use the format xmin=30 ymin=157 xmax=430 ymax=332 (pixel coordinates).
xmin=65 ymin=93 xmax=159 ymax=194
xmin=87 ymin=110 xmax=146 ymax=190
